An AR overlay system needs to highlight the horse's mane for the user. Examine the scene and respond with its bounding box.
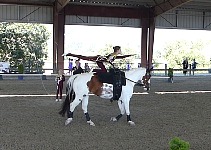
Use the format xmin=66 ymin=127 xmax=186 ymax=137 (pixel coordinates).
xmin=125 ymin=67 xmax=146 ymax=76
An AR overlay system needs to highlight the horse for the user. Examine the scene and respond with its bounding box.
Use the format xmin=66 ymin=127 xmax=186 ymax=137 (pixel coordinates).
xmin=59 ymin=67 xmax=151 ymax=126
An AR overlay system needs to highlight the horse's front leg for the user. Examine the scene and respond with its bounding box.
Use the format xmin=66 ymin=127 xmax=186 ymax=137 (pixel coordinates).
xmin=110 ymin=100 xmax=125 ymax=122
xmin=65 ymin=97 xmax=81 ymax=126
xmin=124 ymin=99 xmax=135 ymax=126
xmin=82 ymin=96 xmax=95 ymax=126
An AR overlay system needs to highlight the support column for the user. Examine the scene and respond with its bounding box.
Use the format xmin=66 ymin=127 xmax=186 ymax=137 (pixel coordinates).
xmin=141 ymin=18 xmax=149 ymax=68
xmin=148 ymin=17 xmax=155 ymax=69
xmin=53 ymin=2 xmax=65 ymax=73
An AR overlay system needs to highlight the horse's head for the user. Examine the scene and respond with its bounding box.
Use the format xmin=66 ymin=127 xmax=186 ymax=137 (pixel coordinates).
xmin=141 ymin=68 xmax=152 ymax=91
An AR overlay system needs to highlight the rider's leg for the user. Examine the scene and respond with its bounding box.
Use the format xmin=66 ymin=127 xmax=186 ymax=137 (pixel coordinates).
xmin=96 ymin=61 xmax=107 ymax=73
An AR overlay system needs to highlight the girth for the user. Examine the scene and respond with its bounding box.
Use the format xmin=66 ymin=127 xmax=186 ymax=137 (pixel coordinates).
xmin=92 ymin=68 xmax=126 ymax=100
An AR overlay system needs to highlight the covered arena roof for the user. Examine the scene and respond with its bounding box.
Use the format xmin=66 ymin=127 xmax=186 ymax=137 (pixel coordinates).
xmin=0 ymin=0 xmax=211 ymax=12
xmin=0 ymin=0 xmax=210 ymax=72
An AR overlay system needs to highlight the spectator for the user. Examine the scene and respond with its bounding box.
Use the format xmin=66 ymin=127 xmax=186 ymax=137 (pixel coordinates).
xmin=182 ymin=58 xmax=188 ymax=75
xmin=192 ymin=59 xmax=198 ymax=75
xmin=68 ymin=58 xmax=73 ymax=75
xmin=84 ymin=63 xmax=91 ymax=73
xmin=72 ymin=59 xmax=84 ymax=75
xmin=55 ymin=69 xmax=65 ymax=102
xmin=168 ymin=68 xmax=173 ymax=83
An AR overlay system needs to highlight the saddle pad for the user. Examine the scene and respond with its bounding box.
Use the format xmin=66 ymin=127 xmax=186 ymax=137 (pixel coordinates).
xmin=97 ymin=69 xmax=126 ymax=86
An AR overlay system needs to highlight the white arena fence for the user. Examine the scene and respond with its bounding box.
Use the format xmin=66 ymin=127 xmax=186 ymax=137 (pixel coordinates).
xmin=0 ymin=73 xmax=71 ymax=80
xmin=0 ymin=68 xmax=211 ymax=81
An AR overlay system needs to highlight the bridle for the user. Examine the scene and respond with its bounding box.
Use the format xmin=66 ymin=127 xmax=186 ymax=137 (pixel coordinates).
xmin=141 ymin=70 xmax=151 ymax=91
xmin=125 ymin=69 xmax=151 ymax=91
xmin=108 ymin=64 xmax=151 ymax=91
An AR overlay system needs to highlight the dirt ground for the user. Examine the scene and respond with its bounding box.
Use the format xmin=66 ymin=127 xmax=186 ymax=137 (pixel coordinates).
xmin=0 ymin=75 xmax=211 ymax=150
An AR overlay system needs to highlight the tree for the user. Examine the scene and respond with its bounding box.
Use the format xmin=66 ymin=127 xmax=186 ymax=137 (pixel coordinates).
xmin=154 ymin=40 xmax=208 ymax=68
xmin=0 ymin=23 xmax=50 ymax=73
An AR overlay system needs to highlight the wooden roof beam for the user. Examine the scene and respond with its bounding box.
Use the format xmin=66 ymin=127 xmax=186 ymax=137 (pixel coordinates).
xmin=153 ymin=0 xmax=192 ymax=17
xmin=56 ymin=0 xmax=70 ymax=12
xmin=0 ymin=0 xmax=52 ymax=6
xmin=65 ymin=4 xmax=150 ymax=19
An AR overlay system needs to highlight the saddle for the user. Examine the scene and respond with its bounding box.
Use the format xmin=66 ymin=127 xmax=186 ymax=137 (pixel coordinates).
xmin=87 ymin=68 xmax=126 ymax=100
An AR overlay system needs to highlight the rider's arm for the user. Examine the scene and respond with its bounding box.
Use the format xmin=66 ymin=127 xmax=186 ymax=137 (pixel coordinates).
xmin=107 ymin=53 xmax=116 ymax=62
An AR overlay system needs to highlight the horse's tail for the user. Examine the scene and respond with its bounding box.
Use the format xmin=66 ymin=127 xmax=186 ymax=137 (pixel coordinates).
xmin=66 ymin=75 xmax=75 ymax=95
xmin=59 ymin=76 xmax=77 ymax=117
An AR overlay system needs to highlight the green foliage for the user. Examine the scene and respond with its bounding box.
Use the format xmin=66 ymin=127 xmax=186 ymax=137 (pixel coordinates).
xmin=0 ymin=22 xmax=50 ymax=72
xmin=18 ymin=64 xmax=24 ymax=74
xmin=154 ymin=40 xmax=209 ymax=68
xmin=169 ymin=137 xmax=190 ymax=150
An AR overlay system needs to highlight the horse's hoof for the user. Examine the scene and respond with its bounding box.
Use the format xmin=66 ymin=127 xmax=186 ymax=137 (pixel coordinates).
xmin=128 ymin=121 xmax=135 ymax=126
xmin=110 ymin=117 xmax=117 ymax=122
xmin=65 ymin=118 xmax=73 ymax=126
xmin=87 ymin=120 xmax=95 ymax=126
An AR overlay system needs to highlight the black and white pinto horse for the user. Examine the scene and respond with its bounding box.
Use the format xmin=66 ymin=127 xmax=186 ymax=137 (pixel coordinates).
xmin=59 ymin=67 xmax=151 ymax=126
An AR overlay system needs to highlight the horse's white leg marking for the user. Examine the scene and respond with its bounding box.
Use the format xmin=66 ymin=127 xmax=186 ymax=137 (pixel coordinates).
xmin=65 ymin=118 xmax=73 ymax=126
xmin=87 ymin=120 xmax=95 ymax=126
xmin=128 ymin=121 xmax=135 ymax=126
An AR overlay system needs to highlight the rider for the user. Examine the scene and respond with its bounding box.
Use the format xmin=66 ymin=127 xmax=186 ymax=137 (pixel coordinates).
xmin=96 ymin=46 xmax=122 ymax=73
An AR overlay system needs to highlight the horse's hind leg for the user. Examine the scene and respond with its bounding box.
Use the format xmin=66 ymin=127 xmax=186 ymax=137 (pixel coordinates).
xmin=81 ymin=96 xmax=95 ymax=126
xmin=65 ymin=96 xmax=81 ymax=126
xmin=110 ymin=100 xmax=125 ymax=122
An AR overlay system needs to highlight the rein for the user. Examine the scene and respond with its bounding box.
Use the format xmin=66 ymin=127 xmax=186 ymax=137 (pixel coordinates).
xmin=125 ymin=77 xmax=144 ymax=86
xmin=109 ymin=64 xmax=145 ymax=86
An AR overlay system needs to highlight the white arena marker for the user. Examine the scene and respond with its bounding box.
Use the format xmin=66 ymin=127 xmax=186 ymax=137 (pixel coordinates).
xmin=134 ymin=92 xmax=149 ymax=95
xmin=155 ymin=90 xmax=211 ymax=94
xmin=1 ymin=91 xmax=211 ymax=98
xmin=0 ymin=94 xmax=55 ymax=98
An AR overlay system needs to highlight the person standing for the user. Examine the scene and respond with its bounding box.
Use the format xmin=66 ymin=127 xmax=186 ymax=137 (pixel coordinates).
xmin=72 ymin=59 xmax=84 ymax=75
xmin=182 ymin=58 xmax=188 ymax=75
xmin=68 ymin=58 xmax=73 ymax=75
xmin=192 ymin=59 xmax=198 ymax=75
xmin=84 ymin=63 xmax=91 ymax=73
xmin=55 ymin=69 xmax=65 ymax=102
xmin=168 ymin=68 xmax=173 ymax=83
